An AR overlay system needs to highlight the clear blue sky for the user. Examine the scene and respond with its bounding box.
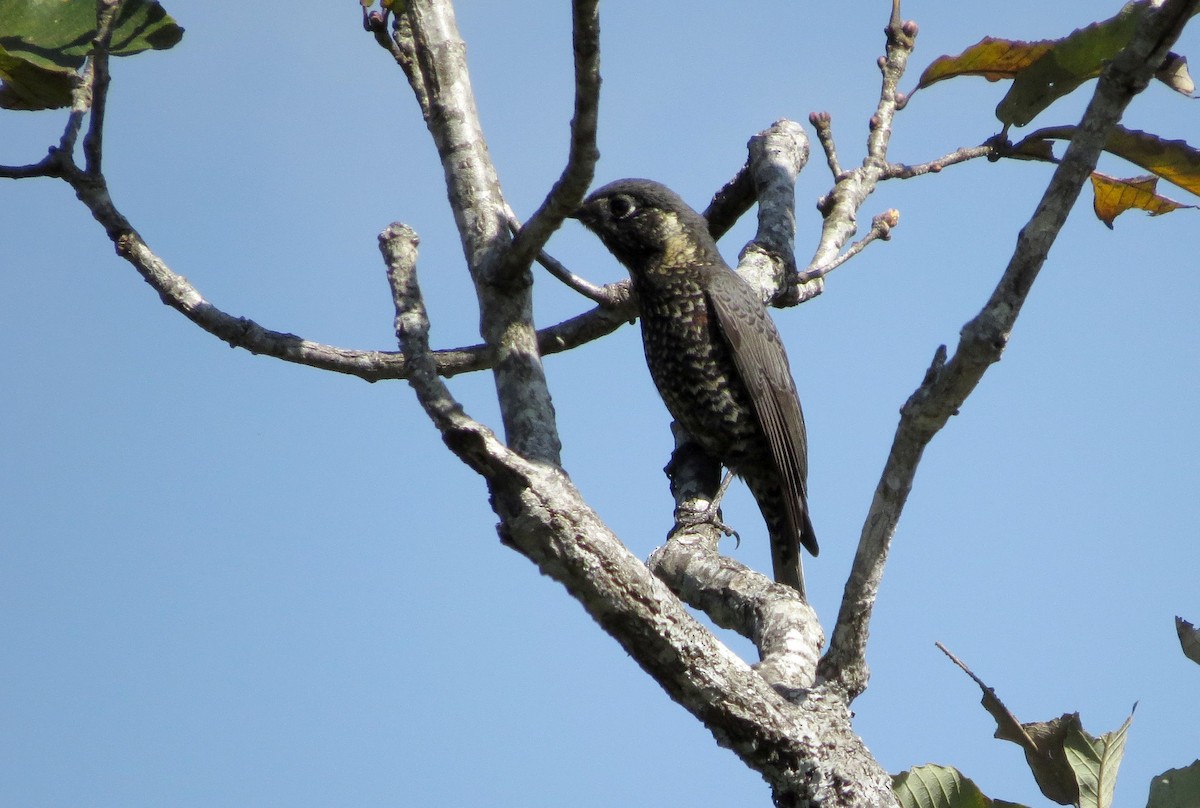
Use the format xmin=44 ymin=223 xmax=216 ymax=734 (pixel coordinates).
xmin=2 ymin=2 xmax=1196 ymax=806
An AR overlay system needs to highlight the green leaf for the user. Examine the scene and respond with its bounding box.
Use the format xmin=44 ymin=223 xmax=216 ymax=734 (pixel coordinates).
xmin=0 ymin=0 xmax=183 ymax=110
xmin=893 ymin=764 xmax=1007 ymax=808
xmin=1148 ymin=761 xmax=1200 ymax=808
xmin=1063 ymin=708 xmax=1134 ymax=808
xmin=0 ymin=41 xmax=73 ymax=109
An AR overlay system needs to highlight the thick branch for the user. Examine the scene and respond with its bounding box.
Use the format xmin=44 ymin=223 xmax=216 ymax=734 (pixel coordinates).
xmin=380 ymin=221 xmax=895 ymax=807
xmin=704 ymin=121 xmax=811 ymax=305
xmin=737 ymin=120 xmax=809 ymax=303
xmin=819 ymin=0 xmax=1199 ymax=699
xmin=405 ymin=0 xmax=561 ymax=464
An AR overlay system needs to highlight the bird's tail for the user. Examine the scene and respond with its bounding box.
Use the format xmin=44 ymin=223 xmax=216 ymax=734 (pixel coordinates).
xmin=746 ymin=474 xmax=814 ymax=597
xmin=770 ymin=533 xmax=806 ymax=597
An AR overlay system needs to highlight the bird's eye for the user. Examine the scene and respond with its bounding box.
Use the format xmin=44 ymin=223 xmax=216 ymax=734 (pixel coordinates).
xmin=608 ymin=195 xmax=636 ymax=220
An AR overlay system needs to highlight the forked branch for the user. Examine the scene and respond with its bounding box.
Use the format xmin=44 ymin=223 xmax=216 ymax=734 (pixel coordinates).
xmin=819 ymin=0 xmax=1200 ymax=698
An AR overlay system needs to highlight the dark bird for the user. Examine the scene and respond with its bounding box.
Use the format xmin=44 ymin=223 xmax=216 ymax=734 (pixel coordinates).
xmin=572 ymin=178 xmax=816 ymax=592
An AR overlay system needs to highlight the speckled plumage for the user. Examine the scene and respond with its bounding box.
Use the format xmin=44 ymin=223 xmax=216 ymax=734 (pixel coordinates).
xmin=572 ymin=179 xmax=816 ymax=592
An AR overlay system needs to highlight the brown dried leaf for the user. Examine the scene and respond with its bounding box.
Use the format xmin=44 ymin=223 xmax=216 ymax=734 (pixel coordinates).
xmin=1090 ymin=173 xmax=1194 ymax=228
xmin=937 ymin=643 xmax=1081 ymax=806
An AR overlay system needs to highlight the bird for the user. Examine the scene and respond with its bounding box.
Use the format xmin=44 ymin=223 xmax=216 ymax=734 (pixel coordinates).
xmin=571 ymin=178 xmax=816 ymax=593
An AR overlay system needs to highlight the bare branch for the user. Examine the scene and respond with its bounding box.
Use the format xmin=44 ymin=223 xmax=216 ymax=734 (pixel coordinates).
xmin=78 ymin=179 xmax=636 ymax=382
xmin=382 ymin=223 xmax=459 ymax=423
xmin=81 ymin=0 xmax=121 ymax=175
xmin=0 ymin=157 xmax=62 ymax=179
xmin=809 ymin=111 xmax=842 ymax=178
xmin=649 ymin=518 xmax=825 ymax=694
xmin=820 ymin=0 xmax=1200 ymax=699
xmin=808 ymin=7 xmax=916 ymax=276
xmin=534 ymin=248 xmax=626 ymax=307
xmin=406 ymin=0 xmax=561 ymax=464
xmin=731 ymin=121 xmax=811 ymax=303
xmin=504 ymin=0 xmax=601 ymax=281
xmin=738 ymin=120 xmax=810 ymax=301
xmin=377 ymin=226 xmax=890 ymax=807
xmin=701 ymin=162 xmax=757 ymax=240
xmin=798 ymin=209 xmax=899 ymax=285
xmin=880 ymin=143 xmax=995 ymax=180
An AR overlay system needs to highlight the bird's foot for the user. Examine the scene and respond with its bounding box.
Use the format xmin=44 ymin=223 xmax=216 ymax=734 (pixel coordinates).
xmin=672 ymin=471 xmax=741 ymax=546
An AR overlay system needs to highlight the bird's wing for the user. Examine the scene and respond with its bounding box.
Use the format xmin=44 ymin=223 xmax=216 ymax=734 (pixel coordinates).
xmin=705 ymin=268 xmax=818 ymax=556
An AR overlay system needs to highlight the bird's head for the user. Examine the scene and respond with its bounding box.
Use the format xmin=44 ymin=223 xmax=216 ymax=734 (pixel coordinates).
xmin=571 ymin=179 xmax=723 ymax=278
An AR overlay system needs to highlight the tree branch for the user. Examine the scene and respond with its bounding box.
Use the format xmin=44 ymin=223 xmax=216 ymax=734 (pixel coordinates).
xmin=405 ymin=0 xmax=561 ymax=464
xmin=533 ymin=246 xmax=627 ymax=307
xmin=798 ymin=209 xmax=899 ymax=285
xmin=737 ymin=120 xmax=810 ymax=303
xmin=503 ymin=0 xmax=601 ymax=282
xmin=819 ymin=0 xmax=1200 ymax=699
xmin=81 ymin=0 xmax=121 ymax=175
xmin=880 ymin=143 xmax=995 ymax=180
xmin=379 ymin=220 xmax=896 ymax=808
xmin=808 ymin=4 xmax=916 ymax=285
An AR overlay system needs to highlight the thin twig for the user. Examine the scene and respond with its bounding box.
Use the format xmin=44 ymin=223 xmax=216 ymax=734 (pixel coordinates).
xmin=806 ymin=2 xmax=917 ymax=290
xmin=535 ymin=249 xmax=626 ymax=307
xmin=83 ymin=0 xmax=121 ymax=175
xmin=881 ymin=144 xmax=995 ymax=180
xmin=797 ymin=209 xmax=898 ymax=284
xmin=809 ymin=111 xmax=842 ymax=178
xmin=505 ymin=212 xmax=625 ymax=306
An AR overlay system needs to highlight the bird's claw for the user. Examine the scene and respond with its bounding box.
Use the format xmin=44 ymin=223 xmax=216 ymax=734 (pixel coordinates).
xmin=673 ymin=502 xmax=741 ymax=547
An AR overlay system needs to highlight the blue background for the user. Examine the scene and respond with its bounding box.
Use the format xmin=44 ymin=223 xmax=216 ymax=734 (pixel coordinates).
xmin=2 ymin=2 xmax=1196 ymax=806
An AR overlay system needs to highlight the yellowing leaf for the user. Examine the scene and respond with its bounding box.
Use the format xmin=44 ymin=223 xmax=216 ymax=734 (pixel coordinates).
xmin=917 ymin=37 xmax=1056 ymax=87
xmin=911 ymin=2 xmax=1200 ymax=126
xmin=1090 ymin=173 xmax=1195 ymax=228
xmin=1019 ymin=125 xmax=1200 ymax=198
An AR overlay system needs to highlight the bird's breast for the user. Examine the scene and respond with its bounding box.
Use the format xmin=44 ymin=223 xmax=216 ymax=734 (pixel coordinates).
xmin=636 ymin=287 xmax=763 ymax=463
